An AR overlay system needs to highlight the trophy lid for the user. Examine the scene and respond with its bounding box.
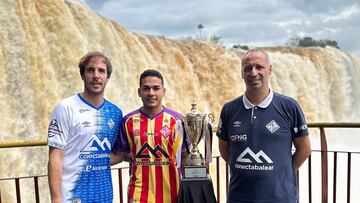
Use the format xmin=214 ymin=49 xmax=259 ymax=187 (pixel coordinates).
xmin=186 ymin=102 xmax=205 ymax=119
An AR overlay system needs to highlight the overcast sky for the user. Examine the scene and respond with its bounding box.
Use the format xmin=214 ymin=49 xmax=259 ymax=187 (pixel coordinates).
xmin=83 ymin=0 xmax=360 ymax=57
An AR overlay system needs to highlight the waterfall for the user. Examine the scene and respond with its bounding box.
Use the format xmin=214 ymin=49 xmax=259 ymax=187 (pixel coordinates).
xmin=1 ymin=0 xmax=359 ymax=202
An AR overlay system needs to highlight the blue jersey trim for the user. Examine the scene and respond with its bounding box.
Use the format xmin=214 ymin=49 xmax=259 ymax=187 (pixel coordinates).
xmin=77 ymin=93 xmax=106 ymax=110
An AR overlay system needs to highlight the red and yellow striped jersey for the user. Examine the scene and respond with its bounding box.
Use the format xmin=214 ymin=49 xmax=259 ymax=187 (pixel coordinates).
xmin=116 ymin=107 xmax=189 ymax=203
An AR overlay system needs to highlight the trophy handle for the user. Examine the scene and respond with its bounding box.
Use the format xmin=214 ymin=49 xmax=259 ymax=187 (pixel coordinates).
xmin=207 ymin=113 xmax=214 ymax=123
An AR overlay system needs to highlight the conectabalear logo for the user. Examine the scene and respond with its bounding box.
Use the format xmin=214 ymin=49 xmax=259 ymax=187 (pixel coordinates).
xmin=136 ymin=143 xmax=169 ymax=158
xmin=79 ymin=135 xmax=111 ymax=160
xmin=235 ymin=147 xmax=274 ymax=171
xmin=135 ymin=143 xmax=171 ymax=166
xmin=80 ymin=136 xmax=111 ymax=153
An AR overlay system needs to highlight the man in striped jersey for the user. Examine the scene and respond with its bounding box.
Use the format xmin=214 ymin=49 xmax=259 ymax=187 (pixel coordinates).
xmin=113 ymin=69 xmax=190 ymax=203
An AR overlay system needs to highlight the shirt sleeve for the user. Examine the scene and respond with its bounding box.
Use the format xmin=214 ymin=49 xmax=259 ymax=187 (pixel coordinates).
xmin=216 ymin=105 xmax=229 ymax=141
xmin=47 ymin=102 xmax=71 ymax=150
xmin=291 ymin=100 xmax=309 ymax=139
xmin=112 ymin=118 xmax=130 ymax=153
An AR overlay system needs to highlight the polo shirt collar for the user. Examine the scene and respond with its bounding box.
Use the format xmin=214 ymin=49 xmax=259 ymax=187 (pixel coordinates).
xmin=243 ymin=90 xmax=273 ymax=109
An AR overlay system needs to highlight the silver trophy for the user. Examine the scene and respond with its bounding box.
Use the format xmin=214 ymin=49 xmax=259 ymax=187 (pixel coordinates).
xmin=184 ymin=103 xmax=213 ymax=179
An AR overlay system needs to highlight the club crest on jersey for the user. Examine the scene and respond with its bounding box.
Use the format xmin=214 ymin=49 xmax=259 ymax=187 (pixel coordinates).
xmin=107 ymin=118 xmax=114 ymax=129
xmin=266 ymin=120 xmax=280 ymax=133
xmin=48 ymin=119 xmax=62 ymax=138
xmin=160 ymin=125 xmax=171 ymax=138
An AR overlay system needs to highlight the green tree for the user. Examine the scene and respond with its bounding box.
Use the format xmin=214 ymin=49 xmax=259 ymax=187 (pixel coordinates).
xmin=209 ymin=34 xmax=222 ymax=44
xmin=197 ymin=24 xmax=206 ymax=41
xmin=195 ymin=24 xmax=222 ymax=44
xmin=232 ymin=44 xmax=249 ymax=50
xmin=286 ymin=36 xmax=340 ymax=49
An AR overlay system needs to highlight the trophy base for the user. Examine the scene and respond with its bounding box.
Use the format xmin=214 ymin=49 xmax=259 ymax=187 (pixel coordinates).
xmin=183 ymin=165 xmax=208 ymax=180
xmin=187 ymin=152 xmax=204 ymax=166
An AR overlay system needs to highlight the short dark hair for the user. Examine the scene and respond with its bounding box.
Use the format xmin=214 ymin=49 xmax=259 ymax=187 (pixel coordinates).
xmin=241 ymin=48 xmax=270 ymax=67
xmin=139 ymin=69 xmax=164 ymax=87
xmin=78 ymin=51 xmax=112 ymax=78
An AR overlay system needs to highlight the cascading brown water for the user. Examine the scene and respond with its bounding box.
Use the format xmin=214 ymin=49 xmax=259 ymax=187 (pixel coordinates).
xmin=1 ymin=0 xmax=360 ymax=202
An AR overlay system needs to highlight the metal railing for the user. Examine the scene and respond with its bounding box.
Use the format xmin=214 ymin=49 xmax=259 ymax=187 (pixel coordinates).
xmin=306 ymin=122 xmax=360 ymax=203
xmin=1 ymin=123 xmax=360 ymax=203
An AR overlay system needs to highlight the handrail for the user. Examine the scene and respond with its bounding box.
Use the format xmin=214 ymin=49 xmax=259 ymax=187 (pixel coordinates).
xmin=307 ymin=122 xmax=360 ymax=127
xmin=1 ymin=122 xmax=360 ymax=149
xmin=0 ymin=175 xmax=48 ymax=182
xmin=1 ymin=122 xmax=360 ymax=203
xmin=0 ymin=140 xmax=47 ymax=148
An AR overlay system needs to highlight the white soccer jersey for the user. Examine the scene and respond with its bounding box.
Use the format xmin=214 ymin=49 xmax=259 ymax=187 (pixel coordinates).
xmin=48 ymin=94 xmax=122 ymax=203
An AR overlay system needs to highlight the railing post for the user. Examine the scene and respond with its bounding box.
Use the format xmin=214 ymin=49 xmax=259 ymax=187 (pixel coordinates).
xmin=15 ymin=178 xmax=21 ymax=203
xmin=118 ymin=168 xmax=123 ymax=203
xmin=34 ymin=177 xmax=40 ymax=203
xmin=333 ymin=152 xmax=337 ymax=203
xmin=216 ymin=157 xmax=220 ymax=203
xmin=320 ymin=127 xmax=328 ymax=203
xmin=226 ymin=164 xmax=229 ymax=196
xmin=308 ymin=155 xmax=312 ymax=203
xmin=347 ymin=153 xmax=351 ymax=203
xmin=296 ymin=170 xmax=299 ymax=196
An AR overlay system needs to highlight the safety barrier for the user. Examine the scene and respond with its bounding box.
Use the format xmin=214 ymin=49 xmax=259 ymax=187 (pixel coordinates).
xmin=1 ymin=123 xmax=360 ymax=203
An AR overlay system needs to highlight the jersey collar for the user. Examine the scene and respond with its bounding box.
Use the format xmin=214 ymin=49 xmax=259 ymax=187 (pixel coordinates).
xmin=140 ymin=106 xmax=165 ymax=120
xmin=77 ymin=93 xmax=106 ymax=110
xmin=243 ymin=90 xmax=273 ymax=109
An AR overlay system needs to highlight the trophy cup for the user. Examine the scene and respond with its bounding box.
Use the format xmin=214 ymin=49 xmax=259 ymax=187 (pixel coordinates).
xmin=183 ymin=103 xmax=213 ymax=180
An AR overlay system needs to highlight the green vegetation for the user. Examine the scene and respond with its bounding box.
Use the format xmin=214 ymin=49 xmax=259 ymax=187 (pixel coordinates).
xmin=196 ymin=24 xmax=222 ymax=45
xmin=232 ymin=44 xmax=249 ymax=50
xmin=286 ymin=36 xmax=340 ymax=49
xmin=193 ymin=24 xmax=340 ymax=50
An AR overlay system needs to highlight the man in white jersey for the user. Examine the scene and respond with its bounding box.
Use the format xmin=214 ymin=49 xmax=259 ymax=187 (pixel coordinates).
xmin=47 ymin=52 xmax=124 ymax=203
